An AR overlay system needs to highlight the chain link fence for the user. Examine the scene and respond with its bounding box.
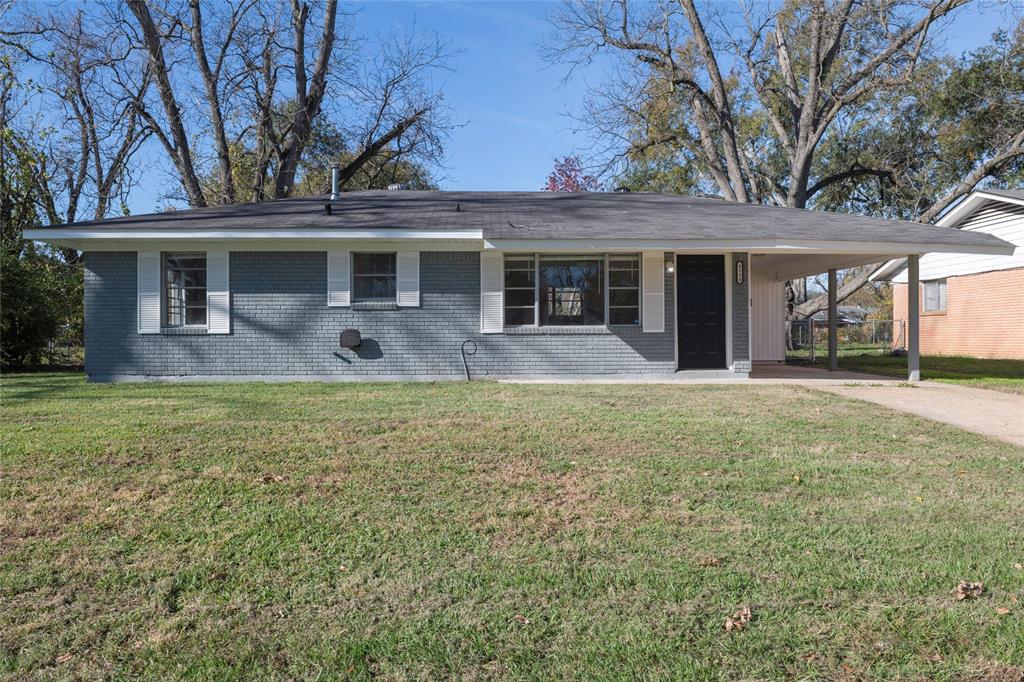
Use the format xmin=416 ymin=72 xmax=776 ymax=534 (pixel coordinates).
xmin=43 ymin=324 xmax=84 ymax=368
xmin=787 ymin=319 xmax=904 ymax=362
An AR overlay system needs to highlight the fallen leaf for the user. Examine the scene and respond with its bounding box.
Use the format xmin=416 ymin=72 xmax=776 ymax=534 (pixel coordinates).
xmin=697 ymin=556 xmax=721 ymax=567
xmin=793 ymin=474 xmax=801 ymax=483
xmin=995 ymin=607 xmax=1012 ymax=615
xmin=1013 ymin=562 xmax=1023 ymax=571
xmin=512 ymin=614 xmax=529 ymax=625
xmin=800 ymin=653 xmax=818 ymax=662
xmin=953 ymin=581 xmax=984 ymax=601
xmin=914 ymin=496 xmax=923 ymax=502
xmin=257 ymin=474 xmax=285 ymax=484
xmin=926 ymin=652 xmax=943 ymax=662
xmin=56 ymin=653 xmax=73 ymax=664
xmin=724 ymin=606 xmax=753 ymax=632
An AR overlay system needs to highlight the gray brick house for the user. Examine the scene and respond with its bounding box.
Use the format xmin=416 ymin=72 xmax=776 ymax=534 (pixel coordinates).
xmin=25 ymin=190 xmax=1012 ymax=382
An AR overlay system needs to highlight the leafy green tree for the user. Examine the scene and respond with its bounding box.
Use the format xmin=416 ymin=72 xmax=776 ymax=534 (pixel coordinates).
xmin=1 ymin=52 xmax=82 ymax=367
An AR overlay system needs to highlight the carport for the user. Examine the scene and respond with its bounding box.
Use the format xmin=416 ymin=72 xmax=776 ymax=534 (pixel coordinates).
xmin=752 ymin=250 xmax=926 ymax=381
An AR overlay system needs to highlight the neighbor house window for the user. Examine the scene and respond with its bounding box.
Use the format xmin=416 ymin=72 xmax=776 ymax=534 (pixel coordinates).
xmin=164 ymin=252 xmax=206 ymax=327
xmin=539 ymin=255 xmax=604 ymax=326
xmin=352 ymin=253 xmax=397 ymax=302
xmin=923 ymin=278 xmax=947 ymax=312
xmin=608 ymin=255 xmax=640 ymax=325
xmin=503 ymin=256 xmax=536 ymax=325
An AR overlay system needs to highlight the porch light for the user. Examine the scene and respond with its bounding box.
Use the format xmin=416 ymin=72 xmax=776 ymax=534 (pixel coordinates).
xmin=735 ymin=259 xmax=744 ymax=285
xmin=665 ymin=257 xmax=675 ymax=274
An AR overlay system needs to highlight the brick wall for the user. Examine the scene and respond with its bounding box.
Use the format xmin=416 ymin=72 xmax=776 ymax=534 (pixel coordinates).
xmin=892 ymin=267 xmax=1024 ymax=359
xmin=731 ymin=253 xmax=751 ymax=372
xmin=84 ymin=250 xmax=751 ymax=380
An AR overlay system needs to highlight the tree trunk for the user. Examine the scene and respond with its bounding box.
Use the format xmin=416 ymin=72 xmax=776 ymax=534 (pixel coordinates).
xmin=127 ymin=0 xmax=208 ymax=207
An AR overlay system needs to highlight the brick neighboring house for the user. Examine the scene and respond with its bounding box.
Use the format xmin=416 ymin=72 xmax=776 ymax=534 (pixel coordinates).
xmin=876 ymin=189 xmax=1024 ymax=360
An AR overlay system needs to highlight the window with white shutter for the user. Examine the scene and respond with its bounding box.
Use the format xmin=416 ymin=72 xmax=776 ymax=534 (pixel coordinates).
xmin=206 ymin=250 xmax=230 ymax=334
xmin=480 ymin=252 xmax=503 ymax=333
xmin=137 ymin=251 xmax=162 ymax=334
xmin=327 ymin=251 xmax=351 ymax=307
xmin=641 ymin=251 xmax=665 ymax=332
xmin=396 ymin=251 xmax=420 ymax=307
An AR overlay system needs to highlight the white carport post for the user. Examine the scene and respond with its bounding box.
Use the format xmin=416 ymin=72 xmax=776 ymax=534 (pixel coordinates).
xmin=907 ymin=254 xmax=921 ymax=382
xmin=827 ymin=268 xmax=838 ymax=371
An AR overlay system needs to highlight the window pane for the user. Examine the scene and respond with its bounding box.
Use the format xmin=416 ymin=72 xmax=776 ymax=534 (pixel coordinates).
xmin=505 ymin=289 xmax=535 ymax=307
xmin=185 ymin=307 xmax=207 ymax=326
xmin=924 ymin=283 xmax=939 ymax=311
xmin=184 ymin=288 xmax=206 ymax=306
xmin=353 ymin=275 xmax=396 ymax=301
xmin=539 ymin=258 xmax=604 ymax=325
xmin=938 ymin=280 xmax=947 ymax=310
xmin=609 ymin=289 xmax=639 ymax=307
xmin=352 ymin=253 xmax=397 ymax=301
xmin=609 ymin=308 xmax=640 ymax=325
xmin=353 ymin=252 xmax=396 ymax=275
xmin=504 ymin=269 xmax=535 ymax=288
xmin=165 ymin=255 xmax=205 ymax=270
xmin=164 ymin=252 xmax=206 ymax=327
xmin=504 ymin=307 xmax=534 ymax=326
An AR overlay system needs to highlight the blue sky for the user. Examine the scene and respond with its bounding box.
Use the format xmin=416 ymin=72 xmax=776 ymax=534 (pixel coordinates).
xmin=127 ymin=0 xmax=1015 ymax=215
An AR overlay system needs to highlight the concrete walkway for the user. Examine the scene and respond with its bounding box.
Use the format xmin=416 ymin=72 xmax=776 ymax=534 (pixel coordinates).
xmin=816 ymin=381 xmax=1024 ymax=449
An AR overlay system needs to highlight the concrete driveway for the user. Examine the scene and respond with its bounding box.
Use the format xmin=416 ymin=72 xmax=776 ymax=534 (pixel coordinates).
xmin=815 ymin=381 xmax=1024 ymax=448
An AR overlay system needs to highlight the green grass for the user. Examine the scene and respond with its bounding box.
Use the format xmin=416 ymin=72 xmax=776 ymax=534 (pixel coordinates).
xmin=799 ymin=353 xmax=1024 ymax=394
xmin=2 ymin=373 xmax=1023 ymax=680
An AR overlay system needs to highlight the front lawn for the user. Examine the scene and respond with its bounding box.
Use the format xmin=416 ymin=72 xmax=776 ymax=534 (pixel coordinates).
xmin=801 ymin=353 xmax=1024 ymax=394
xmin=2 ymin=374 xmax=1023 ymax=679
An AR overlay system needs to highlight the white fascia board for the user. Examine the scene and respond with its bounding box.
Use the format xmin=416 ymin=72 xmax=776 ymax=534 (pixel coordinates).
xmin=869 ymin=258 xmax=909 ymax=282
xmin=23 ymin=227 xmax=483 ymax=241
xmin=483 ymin=238 xmax=1015 ymax=256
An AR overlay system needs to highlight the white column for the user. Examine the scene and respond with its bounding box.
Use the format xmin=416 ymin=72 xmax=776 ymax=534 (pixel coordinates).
xmin=827 ymin=267 xmax=838 ymax=372
xmin=907 ymin=254 xmax=920 ymax=382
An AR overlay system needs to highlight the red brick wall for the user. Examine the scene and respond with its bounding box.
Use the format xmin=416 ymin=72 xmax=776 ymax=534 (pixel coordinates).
xmin=892 ymin=267 xmax=1024 ymax=359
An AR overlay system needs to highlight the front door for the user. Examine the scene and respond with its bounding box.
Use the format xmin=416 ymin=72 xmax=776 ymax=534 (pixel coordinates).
xmin=676 ymin=255 xmax=726 ymax=369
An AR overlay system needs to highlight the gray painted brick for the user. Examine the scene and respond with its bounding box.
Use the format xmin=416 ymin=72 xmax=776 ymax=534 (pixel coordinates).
xmin=86 ymin=251 xmax=707 ymax=380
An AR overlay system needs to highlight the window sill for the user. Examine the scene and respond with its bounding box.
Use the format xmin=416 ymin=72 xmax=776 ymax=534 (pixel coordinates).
xmin=922 ymin=310 xmax=947 ymax=317
xmin=160 ymin=326 xmax=208 ymax=335
xmin=351 ymin=301 xmax=398 ymax=311
xmin=503 ymin=326 xmax=614 ymax=335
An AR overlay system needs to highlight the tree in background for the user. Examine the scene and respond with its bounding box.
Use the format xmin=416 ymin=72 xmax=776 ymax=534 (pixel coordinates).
xmin=543 ymin=155 xmax=600 ymax=191
xmin=4 ymin=0 xmax=454 ymax=209
xmin=547 ymin=0 xmax=1024 ymax=316
xmin=0 ymin=52 xmax=81 ymax=367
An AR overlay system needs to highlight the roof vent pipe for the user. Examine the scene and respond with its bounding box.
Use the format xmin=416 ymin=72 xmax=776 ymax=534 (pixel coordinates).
xmin=330 ymin=165 xmax=341 ymax=199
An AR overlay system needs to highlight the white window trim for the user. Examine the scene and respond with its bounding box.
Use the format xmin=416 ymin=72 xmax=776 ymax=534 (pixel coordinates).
xmin=351 ymin=251 xmax=399 ymax=303
xmin=162 ymin=251 xmax=209 ymax=330
xmin=502 ymin=252 xmax=642 ymax=330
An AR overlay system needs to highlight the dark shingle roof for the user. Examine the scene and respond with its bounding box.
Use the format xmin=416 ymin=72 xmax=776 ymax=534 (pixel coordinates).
xmin=41 ymin=190 xmax=1011 ymax=249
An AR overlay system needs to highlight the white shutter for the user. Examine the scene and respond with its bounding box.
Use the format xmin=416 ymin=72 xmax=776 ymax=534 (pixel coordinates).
xmin=642 ymin=251 xmax=665 ymax=333
xmin=396 ymin=251 xmax=420 ymax=307
xmin=206 ymin=250 xmax=230 ymax=334
xmin=137 ymin=251 xmax=161 ymax=334
xmin=480 ymin=251 xmax=503 ymax=333
xmin=327 ymin=250 xmax=350 ymax=307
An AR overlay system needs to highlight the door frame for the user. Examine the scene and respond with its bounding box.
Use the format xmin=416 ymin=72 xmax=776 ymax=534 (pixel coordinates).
xmin=673 ymin=251 xmax=732 ymax=371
